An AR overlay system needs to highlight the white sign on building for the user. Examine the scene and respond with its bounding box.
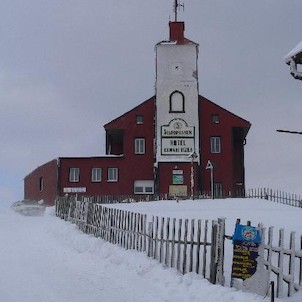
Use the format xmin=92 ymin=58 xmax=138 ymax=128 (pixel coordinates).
xmin=161 ymin=119 xmax=195 ymax=155
xmin=63 ymin=187 xmax=87 ymax=193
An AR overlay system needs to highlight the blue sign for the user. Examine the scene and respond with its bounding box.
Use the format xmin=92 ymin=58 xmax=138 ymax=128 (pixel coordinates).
xmin=232 ymin=224 xmax=261 ymax=244
xmin=231 ymin=223 xmax=262 ymax=281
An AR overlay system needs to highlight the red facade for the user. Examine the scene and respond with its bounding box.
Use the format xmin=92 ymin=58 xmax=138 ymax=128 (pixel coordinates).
xmin=199 ymin=96 xmax=250 ymax=195
xmin=24 ymin=159 xmax=58 ymax=205
xmin=24 ymin=95 xmax=250 ymax=205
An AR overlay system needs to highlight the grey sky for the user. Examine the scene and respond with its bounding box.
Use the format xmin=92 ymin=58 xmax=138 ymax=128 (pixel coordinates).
xmin=1 ymin=1 xmax=302 ymax=202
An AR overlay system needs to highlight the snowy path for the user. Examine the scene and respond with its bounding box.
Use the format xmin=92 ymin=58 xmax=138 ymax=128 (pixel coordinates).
xmin=0 ymin=203 xmax=299 ymax=302
xmin=0 ymin=207 xmax=169 ymax=302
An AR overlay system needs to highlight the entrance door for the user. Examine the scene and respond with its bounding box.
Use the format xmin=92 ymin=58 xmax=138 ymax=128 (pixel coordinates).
xmin=214 ymin=182 xmax=223 ymax=198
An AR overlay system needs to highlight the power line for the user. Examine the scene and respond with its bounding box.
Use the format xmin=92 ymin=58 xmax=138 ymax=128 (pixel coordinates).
xmin=276 ymin=129 xmax=302 ymax=135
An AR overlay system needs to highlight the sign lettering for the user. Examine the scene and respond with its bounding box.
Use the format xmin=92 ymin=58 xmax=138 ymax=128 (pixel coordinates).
xmin=161 ymin=119 xmax=195 ymax=155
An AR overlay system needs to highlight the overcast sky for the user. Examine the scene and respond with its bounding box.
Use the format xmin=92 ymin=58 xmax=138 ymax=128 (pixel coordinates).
xmin=1 ymin=0 xmax=302 ymax=203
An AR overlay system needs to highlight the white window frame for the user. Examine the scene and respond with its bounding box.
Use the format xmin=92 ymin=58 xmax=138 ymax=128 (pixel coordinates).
xmin=91 ymin=168 xmax=102 ymax=182
xmin=134 ymin=180 xmax=154 ymax=194
xmin=211 ymin=136 xmax=221 ymax=153
xmin=69 ymin=168 xmax=80 ymax=182
xmin=107 ymin=167 xmax=118 ymax=182
xmin=135 ymin=138 xmax=145 ymax=154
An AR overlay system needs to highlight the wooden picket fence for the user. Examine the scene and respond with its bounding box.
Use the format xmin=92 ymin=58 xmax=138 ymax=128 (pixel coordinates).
xmin=245 ymin=189 xmax=302 ymax=297
xmin=55 ymin=194 xmax=302 ymax=298
xmin=55 ymin=196 xmax=225 ymax=285
xmin=246 ymin=188 xmax=302 ymax=208
xmin=262 ymin=226 xmax=302 ymax=297
xmin=60 ymin=187 xmax=302 ymax=206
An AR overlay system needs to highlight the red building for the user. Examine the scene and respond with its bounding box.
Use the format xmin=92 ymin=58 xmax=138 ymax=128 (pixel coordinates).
xmin=24 ymin=21 xmax=251 ymax=205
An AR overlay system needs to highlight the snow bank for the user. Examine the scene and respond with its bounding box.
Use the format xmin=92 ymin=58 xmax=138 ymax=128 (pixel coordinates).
xmin=1 ymin=199 xmax=302 ymax=301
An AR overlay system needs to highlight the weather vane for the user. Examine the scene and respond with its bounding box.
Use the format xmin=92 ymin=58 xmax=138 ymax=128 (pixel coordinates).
xmin=173 ymin=0 xmax=184 ymax=22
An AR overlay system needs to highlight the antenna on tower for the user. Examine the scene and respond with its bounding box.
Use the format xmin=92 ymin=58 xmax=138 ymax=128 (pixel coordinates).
xmin=173 ymin=0 xmax=184 ymax=22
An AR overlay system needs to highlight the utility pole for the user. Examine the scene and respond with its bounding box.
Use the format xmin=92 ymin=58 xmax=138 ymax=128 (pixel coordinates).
xmin=276 ymin=129 xmax=302 ymax=135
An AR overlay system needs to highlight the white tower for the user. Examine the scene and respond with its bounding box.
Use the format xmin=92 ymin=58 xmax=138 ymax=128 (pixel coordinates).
xmin=155 ymin=22 xmax=200 ymax=164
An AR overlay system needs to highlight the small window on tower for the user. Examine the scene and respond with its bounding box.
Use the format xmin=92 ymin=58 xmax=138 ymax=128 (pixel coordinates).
xmin=169 ymin=91 xmax=185 ymax=113
xmin=136 ymin=115 xmax=144 ymax=124
xmin=212 ymin=114 xmax=220 ymax=124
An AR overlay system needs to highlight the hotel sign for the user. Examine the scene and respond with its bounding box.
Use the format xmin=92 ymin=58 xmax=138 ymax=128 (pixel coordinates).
xmin=161 ymin=119 xmax=195 ymax=155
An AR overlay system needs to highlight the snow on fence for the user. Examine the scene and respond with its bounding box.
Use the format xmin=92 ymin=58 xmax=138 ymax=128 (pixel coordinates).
xmin=262 ymin=226 xmax=302 ymax=297
xmin=55 ymin=196 xmax=225 ymax=286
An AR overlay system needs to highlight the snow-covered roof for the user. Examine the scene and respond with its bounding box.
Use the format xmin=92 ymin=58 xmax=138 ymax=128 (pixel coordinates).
xmin=284 ymin=41 xmax=302 ymax=80
xmin=284 ymin=40 xmax=302 ymax=63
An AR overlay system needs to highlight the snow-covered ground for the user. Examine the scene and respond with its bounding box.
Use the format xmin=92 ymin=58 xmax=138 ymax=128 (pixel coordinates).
xmin=1 ymin=198 xmax=302 ymax=302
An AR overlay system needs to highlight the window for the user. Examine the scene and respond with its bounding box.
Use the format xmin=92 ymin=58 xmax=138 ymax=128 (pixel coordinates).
xmin=211 ymin=114 xmax=220 ymax=124
xmin=108 ymin=168 xmax=118 ymax=182
xmin=134 ymin=180 xmax=154 ymax=194
xmin=136 ymin=115 xmax=144 ymax=124
xmin=211 ymin=137 xmax=221 ymax=153
xmin=135 ymin=138 xmax=145 ymax=154
xmin=169 ymin=91 xmax=185 ymax=113
xmin=145 ymin=186 xmax=154 ymax=193
xmin=39 ymin=177 xmax=44 ymax=192
xmin=69 ymin=168 xmax=80 ymax=182
xmin=91 ymin=168 xmax=102 ymax=182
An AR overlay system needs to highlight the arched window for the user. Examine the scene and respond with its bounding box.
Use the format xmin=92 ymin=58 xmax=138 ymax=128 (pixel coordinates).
xmin=169 ymin=91 xmax=185 ymax=113
xmin=39 ymin=177 xmax=44 ymax=192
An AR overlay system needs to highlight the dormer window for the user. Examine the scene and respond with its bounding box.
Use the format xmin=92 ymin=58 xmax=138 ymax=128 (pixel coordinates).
xmin=136 ymin=115 xmax=144 ymax=124
xmin=169 ymin=91 xmax=185 ymax=113
xmin=212 ymin=114 xmax=220 ymax=124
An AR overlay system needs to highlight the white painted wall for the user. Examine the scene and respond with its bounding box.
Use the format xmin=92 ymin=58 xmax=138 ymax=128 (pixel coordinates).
xmin=155 ymin=42 xmax=200 ymax=163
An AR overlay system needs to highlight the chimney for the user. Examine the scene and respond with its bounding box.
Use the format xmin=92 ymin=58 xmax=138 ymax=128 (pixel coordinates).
xmin=169 ymin=22 xmax=185 ymax=44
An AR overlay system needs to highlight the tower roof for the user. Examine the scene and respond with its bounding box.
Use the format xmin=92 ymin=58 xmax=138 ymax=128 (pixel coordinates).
xmin=158 ymin=21 xmax=198 ymax=46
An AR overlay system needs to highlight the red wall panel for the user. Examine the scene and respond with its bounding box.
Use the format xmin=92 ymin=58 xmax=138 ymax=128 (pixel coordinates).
xmin=24 ymin=159 xmax=58 ymax=205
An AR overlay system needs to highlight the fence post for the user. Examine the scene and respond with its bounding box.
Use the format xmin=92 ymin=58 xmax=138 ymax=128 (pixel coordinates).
xmin=147 ymin=221 xmax=154 ymax=257
xmin=209 ymin=218 xmax=226 ymax=285
xmin=209 ymin=220 xmax=218 ymax=284
xmin=216 ymin=218 xmax=226 ymax=285
xmin=288 ymin=232 xmax=296 ymax=297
